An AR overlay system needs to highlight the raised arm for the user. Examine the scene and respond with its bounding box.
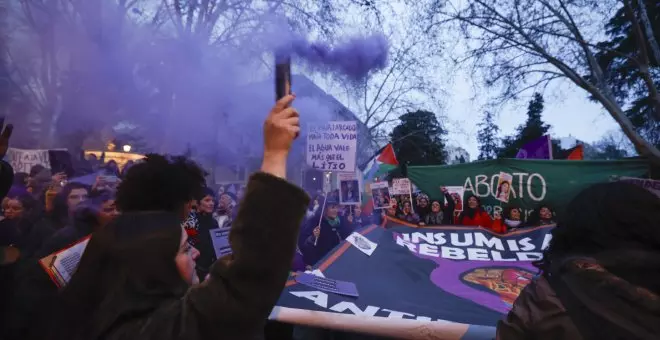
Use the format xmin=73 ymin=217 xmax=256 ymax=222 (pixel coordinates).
xmin=181 ymin=94 xmax=308 ymax=333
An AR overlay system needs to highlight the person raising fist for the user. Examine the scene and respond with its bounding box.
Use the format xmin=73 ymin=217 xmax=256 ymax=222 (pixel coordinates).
xmin=35 ymin=95 xmax=310 ymax=340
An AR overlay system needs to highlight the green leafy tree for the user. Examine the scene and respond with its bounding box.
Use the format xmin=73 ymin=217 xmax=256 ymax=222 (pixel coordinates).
xmin=477 ymin=111 xmax=500 ymax=160
xmin=498 ymin=93 xmax=562 ymax=158
xmin=390 ymin=110 xmax=447 ymax=165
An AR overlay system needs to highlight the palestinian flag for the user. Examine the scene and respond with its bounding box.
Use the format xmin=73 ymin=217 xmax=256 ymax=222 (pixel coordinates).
xmin=360 ymin=143 xmax=399 ymax=214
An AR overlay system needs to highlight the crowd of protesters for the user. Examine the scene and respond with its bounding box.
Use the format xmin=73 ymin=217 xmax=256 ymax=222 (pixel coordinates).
xmin=377 ymin=188 xmax=557 ymax=234
xmin=0 ymin=91 xmax=658 ymax=340
xmin=0 ymin=95 xmax=311 ymax=340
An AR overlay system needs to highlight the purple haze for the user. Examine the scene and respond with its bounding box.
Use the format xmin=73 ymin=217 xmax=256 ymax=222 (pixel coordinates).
xmin=285 ymin=34 xmax=389 ymax=80
xmin=6 ymin=3 xmax=388 ymax=163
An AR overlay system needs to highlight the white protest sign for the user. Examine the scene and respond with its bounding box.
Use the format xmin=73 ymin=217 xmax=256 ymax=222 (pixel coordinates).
xmin=210 ymin=228 xmax=232 ymax=258
xmin=346 ymin=232 xmax=378 ymax=256
xmin=304 ymin=269 xmax=326 ymax=278
xmin=306 ymin=121 xmax=357 ymax=172
xmin=6 ymin=148 xmax=51 ymax=173
xmin=39 ymin=236 xmax=90 ymax=288
xmin=391 ymin=178 xmax=412 ymax=195
xmin=52 ymin=238 xmax=89 ymax=285
xmin=391 ymin=178 xmax=414 ymax=213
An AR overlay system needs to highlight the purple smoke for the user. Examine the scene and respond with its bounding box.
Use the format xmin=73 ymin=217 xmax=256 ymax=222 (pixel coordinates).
xmin=281 ymin=34 xmax=389 ymax=80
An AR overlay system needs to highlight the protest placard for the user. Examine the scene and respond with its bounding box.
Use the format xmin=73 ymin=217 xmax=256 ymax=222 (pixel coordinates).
xmin=370 ymin=181 xmax=391 ymax=209
xmin=391 ymin=178 xmax=414 ymax=213
xmin=338 ymin=172 xmax=361 ymax=205
xmin=210 ymin=228 xmax=232 ymax=258
xmin=39 ymin=236 xmax=90 ymax=288
xmin=306 ymin=121 xmax=357 ymax=172
xmin=7 ymin=148 xmax=51 ymax=174
xmin=495 ymin=172 xmax=514 ymax=203
xmin=444 ymin=186 xmax=465 ymax=212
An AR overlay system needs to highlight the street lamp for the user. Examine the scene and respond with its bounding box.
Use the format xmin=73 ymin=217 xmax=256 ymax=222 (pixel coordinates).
xmin=123 ymin=144 xmax=132 ymax=153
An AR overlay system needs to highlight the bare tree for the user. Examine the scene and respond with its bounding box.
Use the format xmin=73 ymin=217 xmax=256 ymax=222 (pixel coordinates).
xmin=422 ymin=0 xmax=660 ymax=164
xmin=336 ymin=28 xmax=443 ymax=137
xmin=6 ymin=0 xmax=145 ymax=147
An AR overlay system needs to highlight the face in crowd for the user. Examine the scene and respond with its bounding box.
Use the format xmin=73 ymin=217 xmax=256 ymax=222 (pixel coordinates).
xmin=509 ymin=208 xmax=521 ymax=221
xmin=500 ymin=182 xmax=510 ymax=194
xmin=354 ymin=206 xmax=362 ymax=216
xmin=402 ymin=201 xmax=412 ymax=214
xmin=99 ymin=199 xmax=119 ymax=227
xmin=468 ymin=196 xmax=479 ymax=209
xmin=419 ymin=198 xmax=429 ymax=208
xmin=175 ymin=227 xmax=201 ymax=285
xmin=431 ymin=200 xmax=441 ymax=213
xmin=4 ymin=198 xmax=25 ymax=220
xmin=198 ymin=195 xmax=215 ymax=214
xmin=218 ymin=194 xmax=233 ymax=211
xmin=539 ymin=207 xmax=553 ymax=220
xmin=68 ymin=188 xmax=89 ymax=214
xmin=325 ymin=203 xmax=339 ymax=219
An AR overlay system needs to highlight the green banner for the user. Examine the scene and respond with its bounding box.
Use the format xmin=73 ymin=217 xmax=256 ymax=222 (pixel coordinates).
xmin=407 ymin=159 xmax=649 ymax=219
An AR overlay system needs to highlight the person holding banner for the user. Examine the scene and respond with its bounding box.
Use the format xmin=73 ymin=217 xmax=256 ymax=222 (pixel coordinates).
xmin=497 ymin=182 xmax=660 ymax=339
xmin=397 ymin=201 xmax=420 ymax=224
xmin=492 ymin=205 xmax=524 ymax=233
xmin=457 ymin=195 xmax=494 ymax=230
xmin=31 ymin=94 xmax=310 ymax=340
xmin=528 ymin=204 xmax=556 ymax=226
xmin=420 ymin=187 xmax=455 ymax=226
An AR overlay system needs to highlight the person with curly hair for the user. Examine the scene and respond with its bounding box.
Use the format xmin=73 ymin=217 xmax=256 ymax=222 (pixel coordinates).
xmin=114 ymin=153 xmax=206 ymax=218
xmin=32 ymin=94 xmax=309 ymax=340
xmin=497 ymin=182 xmax=660 ymax=339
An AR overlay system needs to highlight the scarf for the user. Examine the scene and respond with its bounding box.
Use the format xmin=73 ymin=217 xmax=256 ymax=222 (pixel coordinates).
xmin=325 ymin=216 xmax=340 ymax=227
xmin=426 ymin=212 xmax=444 ymax=225
xmin=182 ymin=212 xmax=199 ymax=245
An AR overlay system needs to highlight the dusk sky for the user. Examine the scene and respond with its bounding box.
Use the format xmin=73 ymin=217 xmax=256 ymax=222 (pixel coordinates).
xmin=318 ymin=1 xmax=624 ymax=160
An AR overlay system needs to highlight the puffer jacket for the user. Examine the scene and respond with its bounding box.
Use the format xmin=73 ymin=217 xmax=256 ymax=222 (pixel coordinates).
xmin=497 ymin=251 xmax=660 ymax=340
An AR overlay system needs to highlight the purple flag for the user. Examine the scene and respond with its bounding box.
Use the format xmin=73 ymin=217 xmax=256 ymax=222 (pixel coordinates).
xmin=515 ymin=135 xmax=553 ymax=159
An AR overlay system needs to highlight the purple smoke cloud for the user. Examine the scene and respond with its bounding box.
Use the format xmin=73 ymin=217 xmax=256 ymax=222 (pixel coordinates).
xmin=284 ymin=34 xmax=390 ymax=80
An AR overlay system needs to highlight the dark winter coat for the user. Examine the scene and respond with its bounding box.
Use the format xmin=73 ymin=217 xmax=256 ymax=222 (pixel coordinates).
xmin=60 ymin=172 xmax=308 ymax=340
xmin=497 ymin=251 xmax=660 ymax=340
xmin=300 ymin=215 xmax=353 ymax=266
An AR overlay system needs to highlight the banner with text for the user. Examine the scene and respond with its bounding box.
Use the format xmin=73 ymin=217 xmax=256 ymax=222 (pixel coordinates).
xmin=306 ymin=121 xmax=358 ymax=172
xmin=273 ymin=219 xmax=554 ymax=338
xmin=7 ymin=148 xmax=52 ymax=174
xmin=407 ymin=159 xmax=648 ymax=219
xmin=617 ymin=176 xmax=660 ymax=198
